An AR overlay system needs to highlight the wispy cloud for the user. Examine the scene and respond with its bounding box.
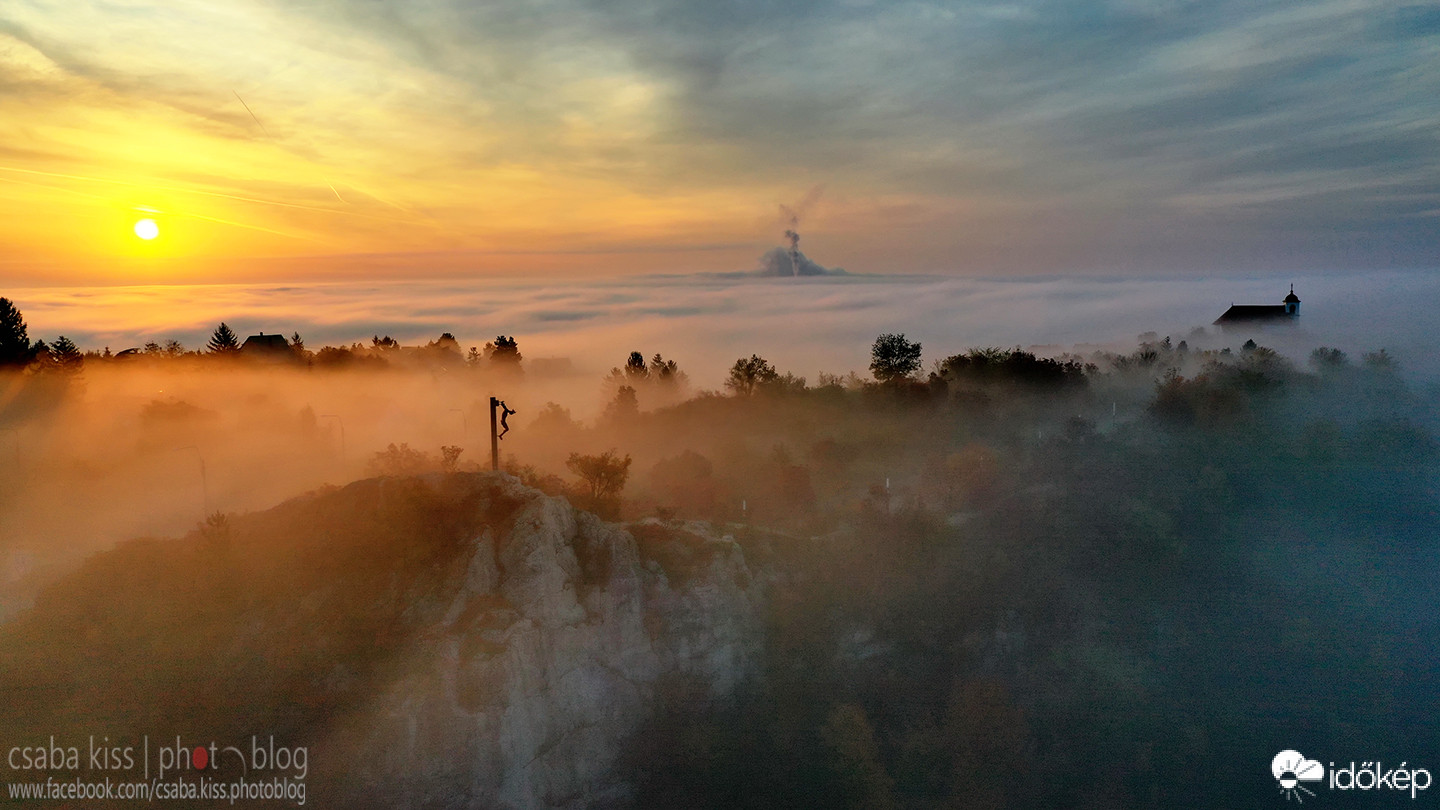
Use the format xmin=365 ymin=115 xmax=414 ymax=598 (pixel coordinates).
xmin=1 ymin=0 xmax=1437 ymax=276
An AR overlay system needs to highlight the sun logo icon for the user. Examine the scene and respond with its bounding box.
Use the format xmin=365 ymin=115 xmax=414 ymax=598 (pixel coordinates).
xmin=1272 ymin=750 xmax=1325 ymax=802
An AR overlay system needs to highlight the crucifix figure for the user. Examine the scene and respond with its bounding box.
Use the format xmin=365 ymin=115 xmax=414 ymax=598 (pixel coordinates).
xmin=498 ymin=401 xmax=516 ymax=440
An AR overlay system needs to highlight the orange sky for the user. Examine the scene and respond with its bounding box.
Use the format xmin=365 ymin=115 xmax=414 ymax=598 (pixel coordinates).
xmin=0 ymin=2 xmax=803 ymax=282
xmin=2 ymin=0 xmax=1436 ymax=284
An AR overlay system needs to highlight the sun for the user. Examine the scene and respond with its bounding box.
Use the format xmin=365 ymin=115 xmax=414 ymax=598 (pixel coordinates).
xmin=134 ymin=218 xmax=160 ymax=240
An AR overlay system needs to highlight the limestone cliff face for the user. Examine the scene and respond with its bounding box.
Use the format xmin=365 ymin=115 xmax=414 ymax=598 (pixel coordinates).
xmin=337 ymin=474 xmax=762 ymax=809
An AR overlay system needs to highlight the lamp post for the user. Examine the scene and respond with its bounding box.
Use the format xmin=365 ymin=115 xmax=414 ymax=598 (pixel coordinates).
xmin=448 ymin=408 xmax=468 ymax=444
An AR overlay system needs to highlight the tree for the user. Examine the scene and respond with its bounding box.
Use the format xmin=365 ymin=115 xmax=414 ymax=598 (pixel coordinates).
xmin=532 ymin=401 xmax=581 ymax=435
xmin=1309 ymin=347 xmax=1348 ymax=372
xmin=650 ymin=353 xmax=676 ymax=379
xmin=650 ymin=450 xmax=718 ymax=517
xmin=870 ymin=333 xmax=922 ymax=383
xmin=207 ymin=322 xmax=240 ymax=353
xmin=604 ymin=351 xmax=689 ymax=405
xmin=48 ymin=336 xmax=83 ymax=374
xmin=29 ymin=339 xmax=49 ymax=370
xmin=440 ymin=445 xmax=464 ymax=473
xmin=488 ymin=335 xmax=522 ymax=367
xmin=725 ymin=354 xmax=780 ymax=396
xmin=603 ymin=385 xmax=640 ymax=424
xmin=649 ymin=354 xmax=688 ymax=390
xmin=567 ymin=450 xmax=632 ymax=499
xmin=623 ymin=351 xmax=648 ymax=381
xmin=1363 ymin=348 xmax=1396 ymax=370
xmin=566 ymin=450 xmax=632 ymax=517
xmin=367 ymin=443 xmax=433 ymax=476
xmin=0 ymin=297 xmax=36 ymax=368
xmin=290 ymin=332 xmax=307 ymax=355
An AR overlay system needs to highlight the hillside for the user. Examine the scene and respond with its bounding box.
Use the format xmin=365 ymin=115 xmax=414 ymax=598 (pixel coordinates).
xmin=0 ymin=473 xmax=762 ymax=808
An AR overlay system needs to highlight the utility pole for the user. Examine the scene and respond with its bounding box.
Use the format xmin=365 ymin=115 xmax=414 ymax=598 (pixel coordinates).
xmin=489 ymin=397 xmax=500 ymax=471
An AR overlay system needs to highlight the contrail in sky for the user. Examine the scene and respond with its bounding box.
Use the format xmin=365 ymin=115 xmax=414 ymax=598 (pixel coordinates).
xmin=233 ymin=91 xmax=270 ymax=137
xmin=235 ymin=90 xmax=352 ymax=207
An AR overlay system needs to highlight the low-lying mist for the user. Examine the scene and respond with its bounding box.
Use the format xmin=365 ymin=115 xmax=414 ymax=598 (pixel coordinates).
xmin=2 ymin=274 xmax=1438 ymax=807
xmin=13 ymin=269 xmax=1440 ymax=387
xmin=2 ymin=288 xmax=1434 ymax=606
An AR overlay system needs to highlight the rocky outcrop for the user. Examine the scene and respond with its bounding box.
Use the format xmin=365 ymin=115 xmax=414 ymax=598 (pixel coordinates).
xmin=336 ymin=475 xmax=762 ymax=809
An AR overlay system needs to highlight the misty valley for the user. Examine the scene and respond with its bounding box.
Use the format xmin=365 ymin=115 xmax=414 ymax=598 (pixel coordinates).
xmin=1 ymin=313 xmax=1437 ymax=809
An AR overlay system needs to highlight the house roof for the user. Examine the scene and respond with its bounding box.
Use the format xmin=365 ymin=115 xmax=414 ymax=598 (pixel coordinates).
xmin=1214 ymin=304 xmax=1290 ymax=324
xmin=241 ymin=333 xmax=290 ymax=352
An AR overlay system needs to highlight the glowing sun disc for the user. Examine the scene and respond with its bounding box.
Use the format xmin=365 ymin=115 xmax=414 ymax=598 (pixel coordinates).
xmin=134 ymin=218 xmax=160 ymax=240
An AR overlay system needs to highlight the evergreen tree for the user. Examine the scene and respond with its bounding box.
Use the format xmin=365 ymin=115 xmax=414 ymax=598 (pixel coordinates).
xmin=207 ymin=322 xmax=240 ymax=353
xmin=489 ymin=335 xmax=522 ymax=367
xmin=623 ymin=351 xmax=648 ymax=381
xmin=649 ymin=353 xmax=683 ymax=385
xmin=0 ymin=297 xmax=36 ymax=368
xmin=49 ymin=336 xmax=83 ymax=374
xmin=602 ymin=385 xmax=640 ymax=425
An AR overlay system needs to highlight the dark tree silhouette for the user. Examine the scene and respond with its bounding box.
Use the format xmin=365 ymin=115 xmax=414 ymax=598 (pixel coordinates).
xmin=0 ymin=297 xmax=36 ymax=368
xmin=623 ymin=351 xmax=648 ymax=381
xmin=870 ymin=333 xmax=922 ymax=383
xmin=566 ymin=450 xmax=633 ymax=518
xmin=208 ymin=322 xmax=240 ymax=354
xmin=488 ymin=335 xmax=522 ymax=367
xmin=605 ymin=351 xmax=688 ymax=399
xmin=725 ymin=354 xmax=780 ymax=396
xmin=934 ymin=347 xmax=1088 ymax=389
xmin=48 ymin=336 xmax=83 ymax=374
xmin=649 ymin=353 xmax=684 ymax=386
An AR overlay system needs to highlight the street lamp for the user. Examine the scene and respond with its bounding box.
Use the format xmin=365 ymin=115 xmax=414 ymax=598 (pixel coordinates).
xmin=448 ymin=408 xmax=468 ymax=443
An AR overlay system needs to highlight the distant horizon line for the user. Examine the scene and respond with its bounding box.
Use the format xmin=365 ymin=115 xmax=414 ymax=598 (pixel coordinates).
xmin=4 ymin=265 xmax=1439 ymax=292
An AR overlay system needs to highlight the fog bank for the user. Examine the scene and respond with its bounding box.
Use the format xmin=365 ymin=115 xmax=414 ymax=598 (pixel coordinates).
xmin=12 ymin=270 xmax=1440 ymax=385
